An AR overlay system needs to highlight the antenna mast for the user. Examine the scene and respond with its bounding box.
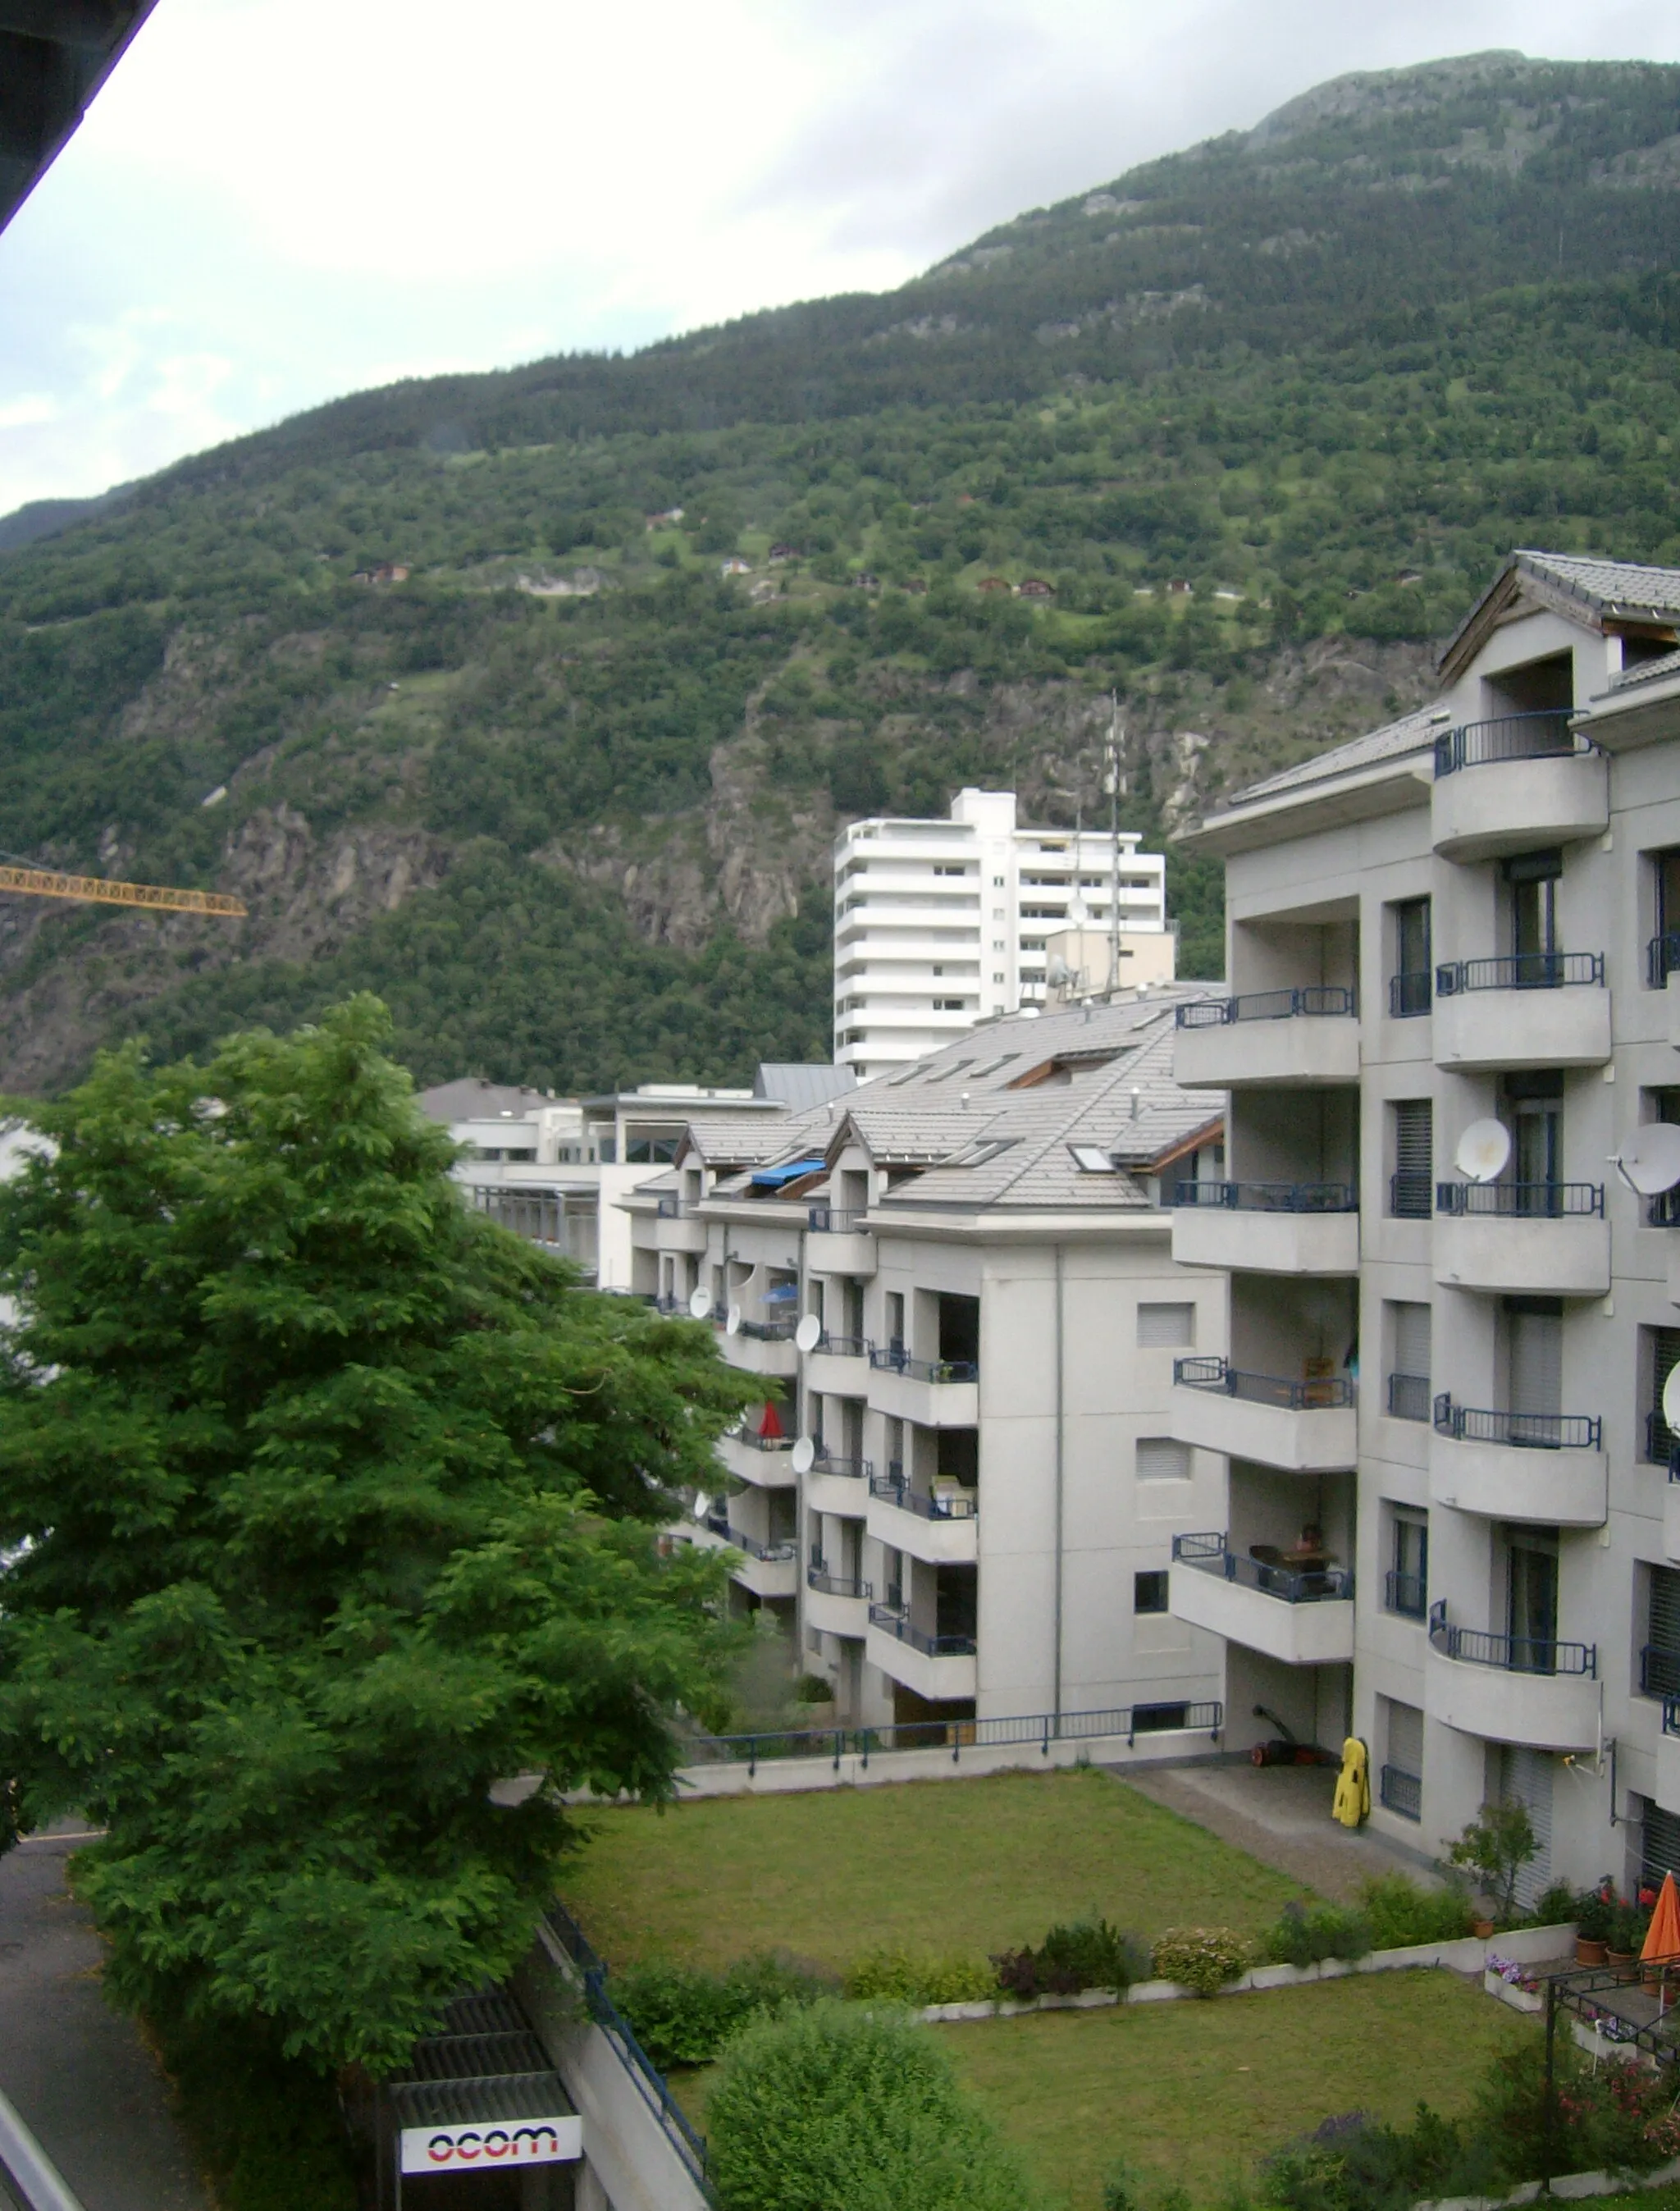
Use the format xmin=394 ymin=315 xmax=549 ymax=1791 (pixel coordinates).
xmin=1107 ymin=692 xmax=1123 ymax=996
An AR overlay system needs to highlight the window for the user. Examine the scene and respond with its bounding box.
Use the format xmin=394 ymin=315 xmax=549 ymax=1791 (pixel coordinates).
xmin=1070 ymin=1144 xmax=1117 ymax=1173
xmin=934 ymin=998 xmax=966 ymax=1011
xmin=1136 ymin=1437 xmax=1190 ymax=1482
xmin=1137 ymin=1302 xmax=1194 ymax=1348
xmin=1134 ymin=1570 xmax=1169 ymax=1614
xmin=1645 ymin=1565 xmax=1680 ymax=1698
xmin=1506 ymin=1298 xmax=1562 ymax=1423
xmin=1650 ymin=849 xmax=1680 ymax=986
xmin=1380 ymin=1698 xmax=1423 ymax=1820
xmin=1390 ymin=898 xmax=1431 ymax=1017
xmin=1387 ymin=1511 xmax=1428 ymax=1617
xmin=1506 ymin=1071 xmax=1563 ymax=1204
xmin=1504 ymin=849 xmax=1563 ymax=985
xmin=1386 ymin=1301 xmax=1431 ymax=1420
xmin=1648 ymin=1327 xmax=1680 ymax=1462
xmin=1643 ymin=1799 xmax=1680 ymax=1890
xmin=993 ymin=972 xmax=1005 ymax=984
xmin=1507 ymin=1540 xmax=1559 ymax=1672
xmin=1390 ymin=1099 xmax=1432 ymax=1218
xmin=993 ymin=875 xmax=1006 ymax=887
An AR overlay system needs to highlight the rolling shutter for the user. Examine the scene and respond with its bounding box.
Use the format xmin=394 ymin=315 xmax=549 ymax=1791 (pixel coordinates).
xmin=1499 ymin=1747 xmax=1554 ymax=1907
xmin=1138 ymin=1302 xmax=1194 ymax=1348
xmin=1394 ymin=1303 xmax=1431 ymax=1383
xmin=1650 ymin=1565 xmax=1680 ymax=1656
xmin=1136 ymin=1437 xmax=1190 ymax=1482
xmin=1645 ymin=1801 xmax=1680 ymax=1890
xmin=1392 ymin=1101 xmax=1432 ymax=1217
xmin=1652 ymin=1328 xmax=1680 ymax=1456
xmin=1509 ymin=1309 xmax=1563 ymax=1420
xmin=1386 ymin=1699 xmax=1423 ymax=1775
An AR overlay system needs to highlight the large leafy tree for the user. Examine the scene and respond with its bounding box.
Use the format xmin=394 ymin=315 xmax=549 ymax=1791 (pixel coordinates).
xmin=0 ymin=996 xmax=747 ymax=2072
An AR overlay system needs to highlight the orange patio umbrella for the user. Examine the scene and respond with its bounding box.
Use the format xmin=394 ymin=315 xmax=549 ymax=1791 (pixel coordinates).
xmin=756 ymin=1400 xmax=785 ymax=1441
xmin=1641 ymin=1871 xmax=1680 ymax=1966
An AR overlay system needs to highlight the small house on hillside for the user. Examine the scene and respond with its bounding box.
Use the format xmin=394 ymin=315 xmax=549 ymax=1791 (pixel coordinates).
xmin=353 ymin=562 xmax=410 ymax=584
xmin=646 ymin=507 xmax=685 ymax=528
xmin=1166 ymin=578 xmax=1193 ymax=596
xmin=976 ymin=576 xmax=1012 ymax=596
xmin=768 ymin=543 xmax=797 ymax=564
xmin=851 ymin=572 xmax=879 ymax=590
xmin=719 ymin=555 xmax=752 ymax=577
xmin=904 ymin=578 xmax=929 ymax=595
xmin=1018 ymin=578 xmax=1055 ymax=598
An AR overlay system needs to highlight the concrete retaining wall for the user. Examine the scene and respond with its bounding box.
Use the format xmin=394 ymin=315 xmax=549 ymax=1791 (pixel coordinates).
xmin=674 ymin=1731 xmax=1222 ymax=1798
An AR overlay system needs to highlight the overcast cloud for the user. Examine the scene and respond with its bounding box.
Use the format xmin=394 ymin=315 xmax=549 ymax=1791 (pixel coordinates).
xmin=0 ymin=0 xmax=1675 ymax=515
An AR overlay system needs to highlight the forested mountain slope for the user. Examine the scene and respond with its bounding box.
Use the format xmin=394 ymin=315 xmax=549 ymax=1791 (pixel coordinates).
xmin=1 ymin=50 xmax=1678 ymax=1092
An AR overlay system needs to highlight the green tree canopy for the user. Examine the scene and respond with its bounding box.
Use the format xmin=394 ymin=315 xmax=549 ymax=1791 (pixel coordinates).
xmin=0 ymin=995 xmax=748 ymax=2072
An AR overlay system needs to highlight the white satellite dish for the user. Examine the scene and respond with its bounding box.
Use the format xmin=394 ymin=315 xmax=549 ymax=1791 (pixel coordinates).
xmin=791 ymin=1436 xmax=816 ymax=1475
xmin=688 ymin=1286 xmax=712 ymax=1320
xmin=1664 ymin=1366 xmax=1680 ymax=1439
xmin=1454 ymin=1118 xmax=1511 ymax=1185
xmin=725 ymin=1304 xmax=742 ymax=1336
xmin=1068 ymin=895 xmax=1089 ymax=928
xmin=1616 ymin=1122 xmax=1680 ymax=1198
xmin=692 ymin=1491 xmax=711 ymax=1521
xmin=794 ymin=1313 xmax=822 ymax=1354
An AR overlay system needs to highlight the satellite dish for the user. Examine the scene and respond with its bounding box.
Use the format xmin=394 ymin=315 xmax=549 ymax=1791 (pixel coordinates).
xmin=1046 ymin=953 xmax=1072 ymax=988
xmin=692 ymin=1492 xmax=711 ymax=1521
xmin=1664 ymin=1367 xmax=1680 ymax=1438
xmin=725 ymin=1304 xmax=742 ymax=1336
xmin=688 ymin=1286 xmax=712 ymax=1320
xmin=1454 ymin=1118 xmax=1510 ymax=1185
xmin=487 ymin=1771 xmax=546 ymax=1808
xmin=791 ymin=1436 xmax=816 ymax=1475
xmin=1616 ymin=1122 xmax=1680 ymax=1198
xmin=1068 ymin=896 xmax=1089 ymax=929
xmin=794 ymin=1313 xmax=822 ymax=1354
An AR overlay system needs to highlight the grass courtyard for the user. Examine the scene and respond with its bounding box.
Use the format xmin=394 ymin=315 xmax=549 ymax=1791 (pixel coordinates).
xmin=557 ymin=1766 xmax=1306 ymax=1974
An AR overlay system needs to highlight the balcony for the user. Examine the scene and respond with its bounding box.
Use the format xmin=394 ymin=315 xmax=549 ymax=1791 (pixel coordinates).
xmin=1424 ymin=1601 xmax=1599 ymax=1751
xmin=652 ymin=1194 xmax=707 ymax=1254
xmin=1432 ymin=953 xmax=1609 ymax=1071
xmin=804 ymin=1333 xmax=871 ymax=1395
xmin=692 ymin=1518 xmax=799 ymax=1600
xmin=865 ymin=1604 xmax=977 ymax=1701
xmin=717 ymin=1429 xmax=797 ymax=1489
xmin=865 ymin=1471 xmax=979 ymax=1564
xmin=1428 ymin=1397 xmax=1605 ymax=1527
xmin=1433 ymin=1181 xmax=1609 ymax=1297
xmin=719 ymin=1315 xmax=801 ymax=1379
xmin=805 ymin=1565 xmax=873 ymax=1638
xmin=1167 ymin=1533 xmax=1355 ymax=1666
xmin=866 ymin=1347 xmax=979 ymax=1428
xmin=1430 ymin=715 xmax=1606 ymax=861
xmin=1174 ymin=988 xmax=1360 ymax=1091
xmin=806 ymin=1207 xmax=877 ymax=1277
xmin=1170 ymin=1356 xmax=1357 ymax=1473
xmin=1659 ymin=1700 xmax=1680 ymax=1820
xmin=804 ymin=1451 xmax=873 ymax=1517
xmin=1380 ymin=1764 xmax=1422 ymax=1821
xmin=1171 ymin=1180 xmax=1358 ymax=1277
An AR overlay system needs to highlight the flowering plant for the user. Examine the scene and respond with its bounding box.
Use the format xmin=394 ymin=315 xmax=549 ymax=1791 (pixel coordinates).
xmin=1150 ymin=1926 xmax=1251 ymax=1996
xmin=1486 ymin=1955 xmax=1543 ymax=1992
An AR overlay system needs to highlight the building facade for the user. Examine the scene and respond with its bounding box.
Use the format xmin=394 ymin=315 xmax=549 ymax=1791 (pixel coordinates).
xmin=1171 ymin=550 xmax=1680 ymax=1898
xmin=833 ymin=788 xmax=1171 ymax=1078
xmin=623 ymin=992 xmax=1230 ymax=1734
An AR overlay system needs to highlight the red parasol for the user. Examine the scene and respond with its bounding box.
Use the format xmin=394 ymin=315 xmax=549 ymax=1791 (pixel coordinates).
xmin=756 ymin=1400 xmax=785 ymax=1441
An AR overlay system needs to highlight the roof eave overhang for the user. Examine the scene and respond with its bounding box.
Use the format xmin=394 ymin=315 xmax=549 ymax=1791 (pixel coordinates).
xmin=865 ymin=1207 xmax=1166 ymax=1241
xmin=1176 ymin=760 xmax=1431 ymax=858
xmin=1579 ymin=676 xmax=1680 ymax=756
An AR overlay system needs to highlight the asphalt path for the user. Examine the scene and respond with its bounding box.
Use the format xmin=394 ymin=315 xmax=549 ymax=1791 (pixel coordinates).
xmin=0 ymin=1825 xmax=208 ymax=2211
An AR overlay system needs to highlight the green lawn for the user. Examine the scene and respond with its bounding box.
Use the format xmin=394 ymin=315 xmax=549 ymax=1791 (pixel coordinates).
xmin=557 ymin=1766 xmax=1308 ymax=1975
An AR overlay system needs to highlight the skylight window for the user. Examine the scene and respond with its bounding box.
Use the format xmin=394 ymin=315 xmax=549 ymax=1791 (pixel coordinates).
xmin=924 ymin=1058 xmax=976 ymax=1086
xmin=1070 ymin=1144 xmax=1119 ymax=1173
xmin=967 ymin=1053 xmax=1020 ymax=1079
xmin=951 ymin=1137 xmax=1020 ymax=1167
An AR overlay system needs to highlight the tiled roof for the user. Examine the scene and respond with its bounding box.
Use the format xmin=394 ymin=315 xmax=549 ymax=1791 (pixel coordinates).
xmin=1226 ymin=702 xmax=1444 ymax=807
xmin=752 ymin=1063 xmax=856 ymax=1109
xmin=417 ymin=1077 xmax=558 ymax=1122
xmin=684 ymin=1104 xmax=838 ymax=1172
xmin=1613 ymin=646 xmax=1680 ymax=692
xmin=1514 ymin=551 xmax=1680 ymax=619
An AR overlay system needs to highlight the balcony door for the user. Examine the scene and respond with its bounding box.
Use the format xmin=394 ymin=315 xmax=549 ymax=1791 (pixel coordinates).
xmin=1498 ymin=1746 xmax=1554 ymax=1907
xmin=1506 ymin=1082 xmax=1562 ymax=1215
xmin=1506 ymin=1300 xmax=1562 ymax=1445
xmin=1505 ymin=850 xmax=1561 ymax=988
xmin=1507 ymin=1541 xmax=1559 ymax=1674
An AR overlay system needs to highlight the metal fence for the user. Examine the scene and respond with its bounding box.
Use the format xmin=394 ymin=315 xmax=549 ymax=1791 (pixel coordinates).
xmin=1173 ymin=1532 xmax=1353 ymax=1604
xmin=866 ymin=1605 xmax=977 ymax=1657
xmin=867 ymin=1473 xmax=977 ymax=1520
xmin=1436 ymin=1179 xmax=1604 ymax=1218
xmin=677 ymin=1700 xmax=1225 ymax=1772
xmin=1171 ymin=1179 xmax=1357 ymax=1213
xmin=866 ymin=1349 xmax=979 ymax=1384
xmin=807 ymin=1206 xmax=869 ymax=1232
xmin=1432 ymin=709 xmax=1579 ymax=776
xmin=1649 ymin=931 xmax=1680 ymax=989
xmin=1386 ymin=1372 xmax=1431 ymax=1423
xmin=1175 ymin=984 xmax=1356 ymax=1027
xmin=1436 ymin=952 xmax=1603 ymax=995
xmin=1389 ymin=969 xmax=1432 ymax=1017
xmin=1428 ymin=1601 xmax=1596 ymax=1677
xmin=1432 ymin=1396 xmax=1601 ymax=1451
xmin=1174 ymin=1355 xmax=1354 ymax=1411
xmin=1385 ymin=1568 xmax=1427 ymax=1619
xmin=1380 ymin=1765 xmax=1422 ymax=1821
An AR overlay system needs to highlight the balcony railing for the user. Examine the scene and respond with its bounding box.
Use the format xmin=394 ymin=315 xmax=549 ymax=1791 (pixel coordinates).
xmin=810 ymin=1452 xmax=872 ymax=1480
xmin=868 ymin=1347 xmax=979 ymax=1384
xmin=1385 ymin=1567 xmax=1427 ymax=1619
xmin=1380 ymin=1765 xmax=1422 ymax=1821
xmin=812 ymin=1333 xmax=870 ymax=1359
xmin=1646 ymin=1410 xmax=1678 ymax=1469
xmin=733 ymin=1317 xmax=800 ymax=1342
xmin=1176 ymin=985 xmax=1357 ymax=1028
xmin=1432 ymin=709 xmax=1579 ymax=777
xmin=1173 ymin=1532 xmax=1353 ymax=1602
xmin=702 ymin=1514 xmax=797 ymax=1562
xmin=1174 ymin=1354 xmax=1355 ymax=1411
xmin=1436 ymin=1180 xmax=1604 ymax=1219
xmin=1649 ymin=932 xmax=1680 ymax=989
xmin=808 ymin=1205 xmax=869 ymax=1232
xmin=655 ymin=1193 xmax=696 ymax=1219
xmin=1432 ymin=1395 xmax=1601 ymax=1451
xmin=1435 ymin=952 xmax=1604 ymax=995
xmin=1171 ymin=1179 xmax=1357 ymax=1213
xmin=867 ymin=1604 xmax=977 ymax=1657
xmin=1390 ymin=1171 xmax=1431 ymax=1221
xmin=1390 ymin=970 xmax=1432 ymax=1017
xmin=1641 ymin=1645 xmax=1680 ymax=1699
xmin=1427 ymin=1600 xmax=1595 ymax=1677
xmin=1664 ymin=1697 xmax=1680 ymax=1740
xmin=727 ymin=1428 xmax=797 ymax=1455
xmin=868 ymin=1473 xmax=978 ymax=1520
xmin=807 ymin=1568 xmax=872 ymax=1600
xmin=1387 ymin=1371 xmax=1431 ymax=1423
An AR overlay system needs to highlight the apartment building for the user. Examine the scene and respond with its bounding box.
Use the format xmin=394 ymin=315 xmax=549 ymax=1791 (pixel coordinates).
xmin=833 ymin=788 xmax=1171 ymax=1079
xmin=1171 ymin=549 xmax=1680 ymax=1898
xmin=623 ymin=989 xmax=1228 ymax=1732
xmin=420 ymin=1065 xmax=851 ymax=1291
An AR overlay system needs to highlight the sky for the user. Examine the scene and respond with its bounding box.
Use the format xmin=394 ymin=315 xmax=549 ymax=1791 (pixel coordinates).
xmin=1 ymin=0 xmax=1677 ymax=518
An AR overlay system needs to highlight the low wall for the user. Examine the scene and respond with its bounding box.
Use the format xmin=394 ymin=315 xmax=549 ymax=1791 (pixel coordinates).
xmin=1418 ymin=2152 xmax=1680 ymax=2209
xmin=675 ymin=1730 xmax=1225 ymax=1798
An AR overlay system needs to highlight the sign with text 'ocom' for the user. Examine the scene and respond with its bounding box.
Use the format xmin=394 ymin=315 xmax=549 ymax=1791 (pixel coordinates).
xmin=400 ymin=2114 xmax=582 ymax=2172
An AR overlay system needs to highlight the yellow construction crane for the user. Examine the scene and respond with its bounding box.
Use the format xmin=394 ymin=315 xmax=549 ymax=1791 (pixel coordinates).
xmin=0 ymin=863 xmax=246 ymax=919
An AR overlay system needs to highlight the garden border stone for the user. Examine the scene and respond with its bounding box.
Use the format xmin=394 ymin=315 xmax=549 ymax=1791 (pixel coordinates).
xmin=1415 ymin=2153 xmax=1680 ymax=2209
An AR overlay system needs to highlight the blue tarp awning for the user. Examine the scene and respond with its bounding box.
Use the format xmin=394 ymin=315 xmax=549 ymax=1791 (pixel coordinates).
xmin=749 ymin=1157 xmax=826 ymax=1188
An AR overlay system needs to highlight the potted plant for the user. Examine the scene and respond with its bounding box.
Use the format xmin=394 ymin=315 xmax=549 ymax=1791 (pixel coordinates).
xmin=1448 ymin=1798 xmax=1536 ymax=1932
xmin=1609 ymin=1897 xmax=1646 ymax=1982
xmin=1576 ymin=1883 xmax=1614 ymax=1967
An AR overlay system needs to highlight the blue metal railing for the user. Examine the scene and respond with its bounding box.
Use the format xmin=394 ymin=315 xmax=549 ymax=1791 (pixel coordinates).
xmin=1436 ymin=952 xmax=1603 ymax=995
xmin=1432 ymin=1394 xmax=1601 ymax=1451
xmin=810 ymin=1451 xmax=872 ymax=1479
xmin=867 ymin=1347 xmax=979 ymax=1383
xmin=1385 ymin=1568 xmax=1427 ymax=1619
xmin=542 ymin=1900 xmax=710 ymax=2189
xmin=1390 ymin=969 xmax=1432 ymax=1018
xmin=1387 ymin=1372 xmax=1431 ymax=1423
xmin=1176 ymin=985 xmax=1357 ymax=1028
xmin=1174 ymin=1354 xmax=1354 ymax=1411
xmin=701 ymin=1514 xmax=797 ymax=1563
xmin=655 ymin=1193 xmax=697 ymax=1219
xmin=867 ymin=1604 xmax=977 ymax=1657
xmin=1664 ymin=1697 xmax=1680 ymax=1740
xmin=1381 ymin=1766 xmax=1422 ymax=1821
xmin=733 ymin=1317 xmax=798 ymax=1342
xmin=1428 ymin=1599 xmax=1595 ymax=1678
xmin=1433 ymin=709 xmax=1579 ymax=777
xmin=811 ymin=1333 xmax=870 ymax=1359
xmin=1173 ymin=1531 xmax=1353 ymax=1603
xmin=1172 ymin=1179 xmax=1357 ymax=1213
xmin=1436 ymin=1180 xmax=1604 ymax=1218
xmin=807 ymin=1568 xmax=872 ymax=1599
xmin=867 ymin=1473 xmax=977 ymax=1520
xmin=678 ymin=1699 xmax=1225 ymax=1771
xmin=1649 ymin=932 xmax=1680 ymax=989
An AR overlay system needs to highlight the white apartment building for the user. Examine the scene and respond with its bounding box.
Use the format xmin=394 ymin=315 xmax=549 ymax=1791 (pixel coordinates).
xmin=833 ymin=788 xmax=1171 ymax=1079
xmin=622 ymin=991 xmax=1230 ymax=1735
xmin=420 ymin=1065 xmax=851 ymax=1291
xmin=1171 ymin=549 xmax=1680 ymax=1899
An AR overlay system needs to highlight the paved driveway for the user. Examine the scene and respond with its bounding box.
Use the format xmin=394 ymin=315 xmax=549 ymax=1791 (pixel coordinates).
xmin=0 ymin=1827 xmax=208 ymax=2211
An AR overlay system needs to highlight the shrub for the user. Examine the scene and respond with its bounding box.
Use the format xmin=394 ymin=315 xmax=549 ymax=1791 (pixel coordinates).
xmin=1448 ymin=1798 xmax=1536 ymax=1921
xmin=1264 ymin=1900 xmax=1372 ymax=1968
xmin=792 ymin=1672 xmax=835 ymax=1704
xmin=1150 ymin=1926 xmax=1252 ymax=1995
xmin=1357 ymin=1874 xmax=1475 ymax=1950
xmin=705 ymin=1999 xmax=1036 ymax=2210
xmin=613 ymin=1953 xmax=828 ymax=2069
xmin=992 ymin=1917 xmax=1148 ymax=1999
xmin=1575 ymin=1882 xmax=1615 ymax=1942
xmin=842 ymin=1947 xmax=998 ymax=2005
